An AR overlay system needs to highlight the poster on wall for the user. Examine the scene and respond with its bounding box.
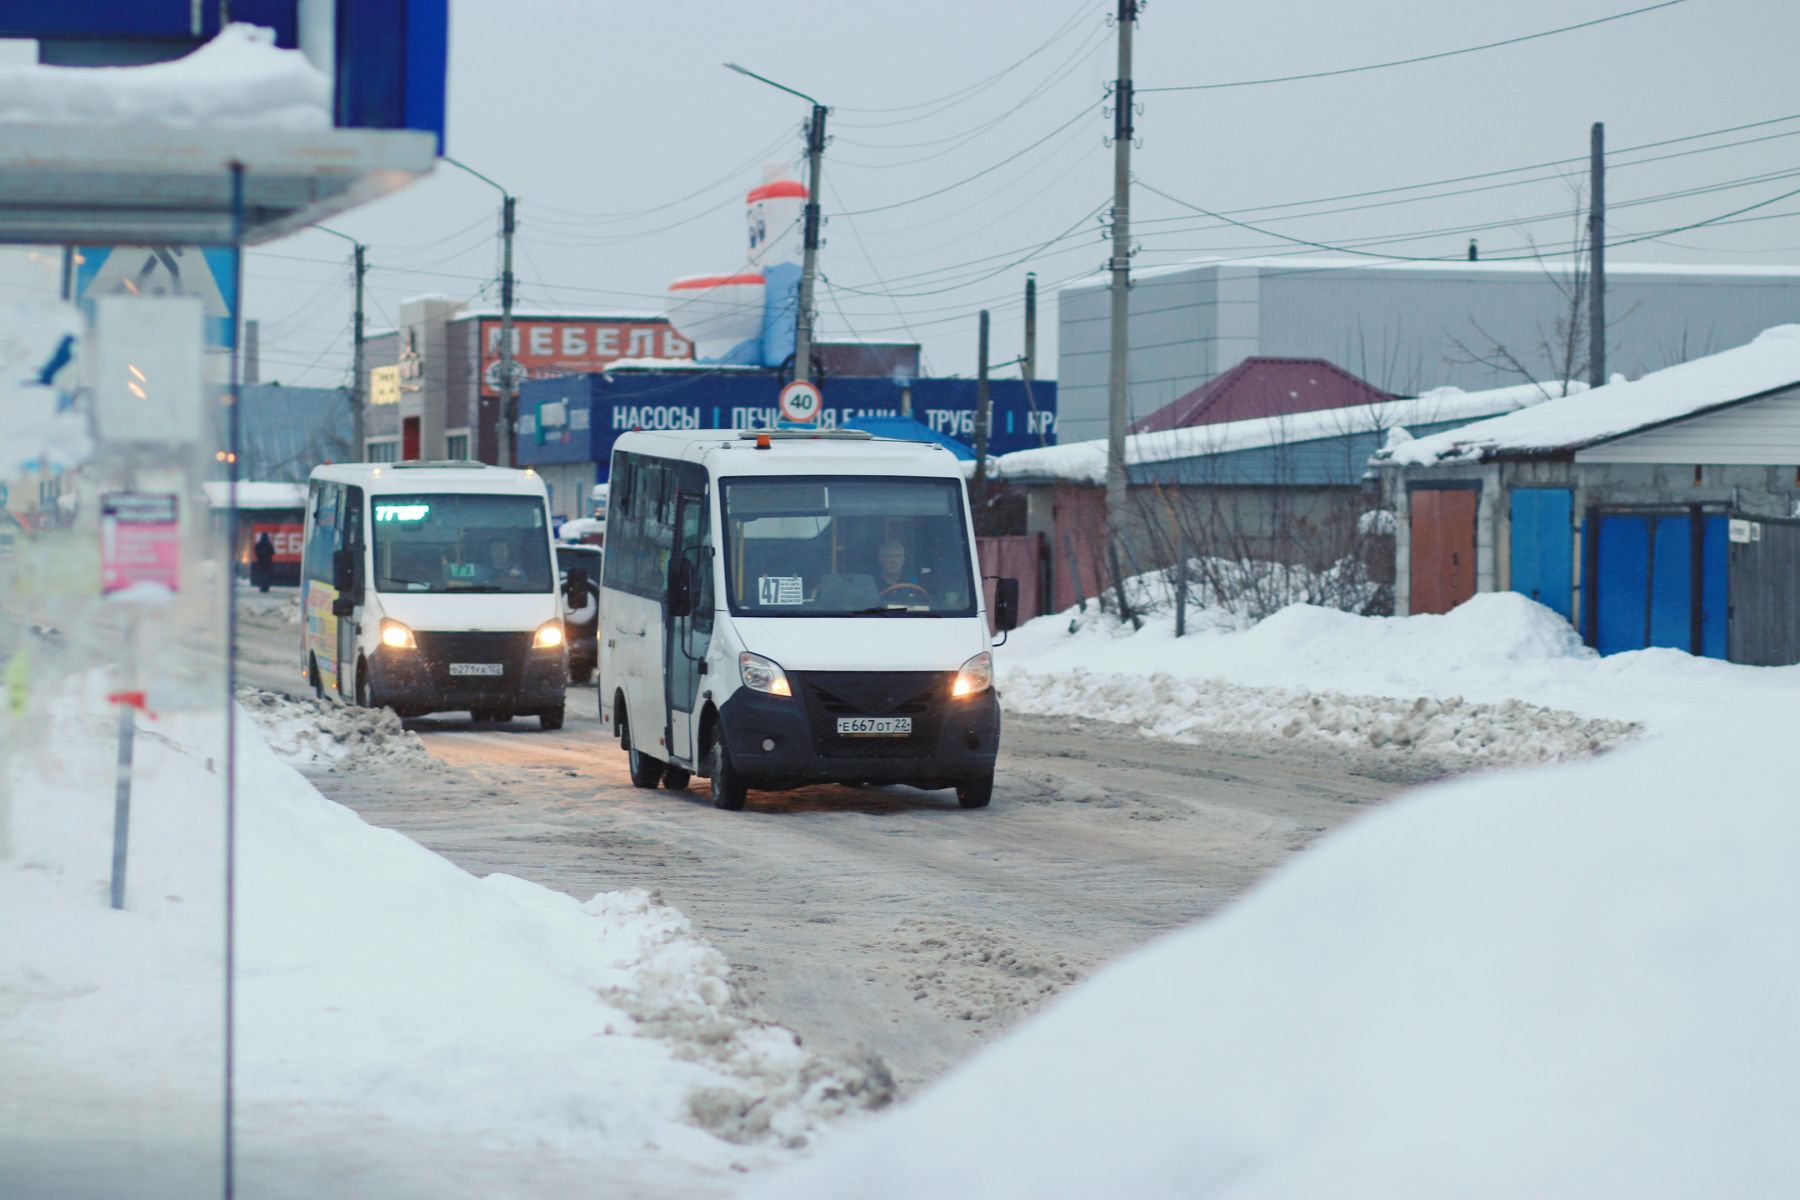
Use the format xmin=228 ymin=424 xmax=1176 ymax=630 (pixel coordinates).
xmin=100 ymin=492 xmax=180 ymax=600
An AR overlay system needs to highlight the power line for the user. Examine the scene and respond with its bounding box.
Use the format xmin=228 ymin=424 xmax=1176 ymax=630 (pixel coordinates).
xmin=1141 ymin=0 xmax=1690 ymax=93
xmin=831 ymin=0 xmax=1099 ymax=124
xmin=832 ymin=103 xmax=1097 ymax=217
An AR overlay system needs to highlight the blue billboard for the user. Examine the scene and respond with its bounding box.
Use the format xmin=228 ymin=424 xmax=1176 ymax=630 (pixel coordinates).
xmin=516 ymin=370 xmax=1057 ymax=475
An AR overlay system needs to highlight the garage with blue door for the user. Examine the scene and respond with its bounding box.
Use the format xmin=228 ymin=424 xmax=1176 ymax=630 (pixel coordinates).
xmin=1508 ymin=488 xmax=1574 ymax=621
xmin=1587 ymin=508 xmax=1728 ymax=658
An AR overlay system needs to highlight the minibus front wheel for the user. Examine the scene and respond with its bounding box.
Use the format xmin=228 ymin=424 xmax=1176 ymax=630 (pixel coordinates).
xmin=956 ymin=771 xmax=994 ymax=810
xmin=708 ymin=739 xmax=747 ymax=812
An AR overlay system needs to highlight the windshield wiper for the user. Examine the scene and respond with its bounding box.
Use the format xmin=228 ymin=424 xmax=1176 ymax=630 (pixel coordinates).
xmin=445 ymin=583 xmax=504 ymax=592
xmin=846 ymin=605 xmax=939 ymax=616
xmin=383 ymin=576 xmax=434 ymax=590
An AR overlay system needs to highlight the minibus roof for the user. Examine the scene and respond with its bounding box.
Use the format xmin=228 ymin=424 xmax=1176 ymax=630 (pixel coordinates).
xmin=611 ymin=429 xmax=965 ymax=480
xmin=307 ymin=461 xmax=550 ymax=497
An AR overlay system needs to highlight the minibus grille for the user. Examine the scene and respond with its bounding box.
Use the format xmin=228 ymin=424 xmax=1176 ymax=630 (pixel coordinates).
xmin=796 ymin=671 xmax=952 ymax=758
xmin=413 ymin=631 xmax=532 ymax=687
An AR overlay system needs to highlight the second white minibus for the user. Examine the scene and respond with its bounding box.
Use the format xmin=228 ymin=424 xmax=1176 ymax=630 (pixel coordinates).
xmin=300 ymin=461 xmax=570 ymax=728
xmin=598 ymin=429 xmax=1019 ymax=810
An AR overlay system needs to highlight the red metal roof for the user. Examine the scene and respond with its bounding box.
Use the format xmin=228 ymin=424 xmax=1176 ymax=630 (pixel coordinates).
xmin=1128 ymin=357 xmax=1393 ymax=433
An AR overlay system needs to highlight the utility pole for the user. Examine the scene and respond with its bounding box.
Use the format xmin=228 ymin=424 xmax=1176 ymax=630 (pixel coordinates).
xmin=499 ymin=195 xmax=517 ymax=467
xmin=317 ymin=225 xmax=368 ymax=460
xmin=1589 ymin=121 xmax=1606 ymax=389
xmin=351 ymin=243 xmax=366 ymax=459
xmin=1023 ymin=272 xmax=1037 ymax=382
xmin=973 ymin=309 xmax=992 ymax=495
xmin=796 ymin=104 xmax=827 ymax=384
xmin=1105 ymin=0 xmax=1139 ymax=624
xmin=442 ymin=157 xmax=517 ymax=466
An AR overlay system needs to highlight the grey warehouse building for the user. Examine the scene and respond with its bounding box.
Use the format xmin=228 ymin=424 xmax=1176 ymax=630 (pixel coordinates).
xmin=1057 ymin=257 xmax=1800 ymax=443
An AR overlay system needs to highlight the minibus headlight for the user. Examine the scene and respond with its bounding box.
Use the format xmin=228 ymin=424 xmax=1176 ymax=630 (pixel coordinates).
xmin=951 ymin=651 xmax=993 ymax=698
xmin=379 ymin=618 xmax=416 ymax=650
xmin=739 ymin=651 xmax=792 ymax=697
xmin=533 ymin=621 xmax=565 ymax=650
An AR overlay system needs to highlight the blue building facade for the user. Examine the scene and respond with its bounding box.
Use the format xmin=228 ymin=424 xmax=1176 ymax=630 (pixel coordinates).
xmin=516 ymin=369 xmax=1057 ymax=481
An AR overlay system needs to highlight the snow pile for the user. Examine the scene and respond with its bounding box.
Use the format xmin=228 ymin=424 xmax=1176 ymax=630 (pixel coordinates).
xmin=1383 ymin=323 xmax=1800 ymax=464
xmin=235 ymin=687 xmax=438 ymax=772
xmin=2 ymin=679 xmax=890 ymax=1194
xmin=0 ymin=25 xmax=330 ymax=131
xmin=1075 ymin=554 xmax=1388 ymax=627
xmin=994 ymin=586 xmax=1794 ymax=765
xmin=1007 ymin=669 xmax=1637 ymax=765
xmin=749 ymin=727 xmax=1800 ymax=1199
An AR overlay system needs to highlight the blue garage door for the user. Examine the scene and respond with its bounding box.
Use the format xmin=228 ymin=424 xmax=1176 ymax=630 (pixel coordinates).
xmin=1508 ymin=488 xmax=1573 ymax=620
xmin=1592 ymin=511 xmax=1728 ymax=658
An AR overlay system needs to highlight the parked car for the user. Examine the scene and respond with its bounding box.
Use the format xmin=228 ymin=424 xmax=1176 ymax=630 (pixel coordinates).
xmin=555 ymin=542 xmax=602 ymax=684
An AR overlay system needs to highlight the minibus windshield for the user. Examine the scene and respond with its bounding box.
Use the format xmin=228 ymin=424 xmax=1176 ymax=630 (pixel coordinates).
xmin=371 ymin=493 xmax=553 ymax=593
xmin=721 ymin=475 xmax=976 ymax=617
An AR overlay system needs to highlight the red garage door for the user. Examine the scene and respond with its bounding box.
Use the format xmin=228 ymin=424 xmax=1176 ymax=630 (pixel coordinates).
xmin=1410 ymin=487 xmax=1478 ymax=615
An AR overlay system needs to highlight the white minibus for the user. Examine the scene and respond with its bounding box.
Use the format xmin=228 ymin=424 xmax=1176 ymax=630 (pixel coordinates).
xmin=299 ymin=461 xmax=570 ymax=728
xmin=598 ymin=429 xmax=1020 ymax=810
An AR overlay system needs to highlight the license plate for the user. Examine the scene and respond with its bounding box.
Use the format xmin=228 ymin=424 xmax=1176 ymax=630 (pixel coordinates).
xmin=837 ymin=716 xmax=911 ymax=736
xmin=449 ymin=662 xmax=503 ymax=677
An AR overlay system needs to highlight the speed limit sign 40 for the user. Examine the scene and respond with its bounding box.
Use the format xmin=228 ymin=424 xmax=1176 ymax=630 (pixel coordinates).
xmin=778 ymin=380 xmax=823 ymax=425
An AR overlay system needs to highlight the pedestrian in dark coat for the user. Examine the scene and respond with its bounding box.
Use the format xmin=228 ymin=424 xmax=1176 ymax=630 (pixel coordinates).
xmin=252 ymin=531 xmax=276 ymax=592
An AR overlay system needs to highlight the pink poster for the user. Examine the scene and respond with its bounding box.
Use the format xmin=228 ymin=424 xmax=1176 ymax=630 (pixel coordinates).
xmin=101 ymin=492 xmax=180 ymax=598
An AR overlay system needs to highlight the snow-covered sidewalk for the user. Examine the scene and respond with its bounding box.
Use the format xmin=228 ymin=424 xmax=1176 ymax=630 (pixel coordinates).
xmin=0 ymin=676 xmax=888 ymax=1199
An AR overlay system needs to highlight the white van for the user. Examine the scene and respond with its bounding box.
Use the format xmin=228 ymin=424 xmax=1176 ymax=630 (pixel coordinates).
xmin=598 ymin=429 xmax=1020 ymax=810
xmin=299 ymin=461 xmax=570 ymax=728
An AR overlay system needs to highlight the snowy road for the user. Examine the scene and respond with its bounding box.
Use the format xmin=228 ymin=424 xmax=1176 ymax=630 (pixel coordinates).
xmin=235 ymin=600 xmax=1424 ymax=1093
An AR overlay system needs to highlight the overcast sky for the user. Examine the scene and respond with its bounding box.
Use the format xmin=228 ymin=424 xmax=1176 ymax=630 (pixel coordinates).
xmin=222 ymin=0 xmax=1800 ymax=389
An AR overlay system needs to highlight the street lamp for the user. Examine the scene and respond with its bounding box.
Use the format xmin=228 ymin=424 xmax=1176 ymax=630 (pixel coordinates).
xmin=443 ymin=155 xmax=518 ymax=467
xmin=725 ymin=63 xmax=827 ymax=386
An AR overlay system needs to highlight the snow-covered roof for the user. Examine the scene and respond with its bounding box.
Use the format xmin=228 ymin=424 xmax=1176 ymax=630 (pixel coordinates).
xmin=990 ymin=381 xmax=1568 ymax=484
xmin=201 ymin=481 xmax=308 ymax=510
xmin=1382 ymin=325 xmax=1800 ymax=466
xmin=1062 ymin=255 xmax=1800 ymax=295
xmin=601 ymin=357 xmax=754 ymax=373
xmin=0 ymin=25 xmax=329 ymax=131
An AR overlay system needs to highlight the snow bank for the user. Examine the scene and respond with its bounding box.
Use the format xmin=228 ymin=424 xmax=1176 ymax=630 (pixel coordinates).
xmin=998 ymin=587 xmax=1800 ymax=747
xmin=750 ymin=727 xmax=1800 ymax=1199
xmin=0 ymin=25 xmax=330 ymax=131
xmin=2 ymin=678 xmax=888 ymax=1194
xmin=236 ymin=687 xmax=438 ymax=772
xmin=1006 ymin=669 xmax=1636 ymax=765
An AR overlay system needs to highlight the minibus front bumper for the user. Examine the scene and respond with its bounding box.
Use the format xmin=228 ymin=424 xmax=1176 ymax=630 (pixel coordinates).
xmin=717 ymin=669 xmax=1000 ymax=790
xmin=368 ymin=631 xmax=566 ymax=716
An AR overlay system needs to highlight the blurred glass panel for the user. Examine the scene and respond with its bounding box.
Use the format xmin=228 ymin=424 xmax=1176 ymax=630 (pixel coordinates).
xmin=1 ymin=242 xmax=232 ymax=1197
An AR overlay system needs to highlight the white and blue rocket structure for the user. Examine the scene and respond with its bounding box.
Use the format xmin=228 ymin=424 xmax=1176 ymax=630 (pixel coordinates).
xmin=664 ymin=167 xmax=806 ymax=368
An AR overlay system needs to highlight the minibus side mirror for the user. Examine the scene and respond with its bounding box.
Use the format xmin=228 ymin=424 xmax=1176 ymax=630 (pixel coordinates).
xmin=993 ymin=577 xmax=1021 ymax=632
xmin=666 ymin=558 xmax=693 ymax=619
xmin=564 ymin=566 xmax=589 ymax=603
xmin=331 ymin=547 xmax=360 ymax=617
